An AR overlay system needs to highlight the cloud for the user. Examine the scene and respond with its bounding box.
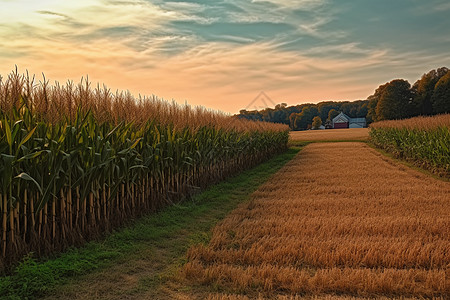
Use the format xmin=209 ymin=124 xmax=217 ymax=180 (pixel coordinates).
xmin=36 ymin=10 xmax=69 ymax=19
xmin=0 ymin=0 xmax=206 ymax=57
xmin=211 ymin=35 xmax=256 ymax=43
xmin=250 ymin=0 xmax=327 ymax=10
xmin=435 ymin=2 xmax=450 ymax=10
xmin=0 ymin=33 xmax=390 ymax=112
xmin=0 ymin=0 xmax=340 ymax=60
xmin=304 ymin=42 xmax=388 ymax=59
xmin=297 ymin=15 xmax=342 ymax=39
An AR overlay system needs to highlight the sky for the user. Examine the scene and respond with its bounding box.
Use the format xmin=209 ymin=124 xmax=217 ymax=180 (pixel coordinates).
xmin=0 ymin=0 xmax=449 ymax=113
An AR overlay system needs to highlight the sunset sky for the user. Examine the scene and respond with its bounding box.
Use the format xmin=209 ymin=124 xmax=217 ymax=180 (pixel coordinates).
xmin=1 ymin=0 xmax=449 ymax=113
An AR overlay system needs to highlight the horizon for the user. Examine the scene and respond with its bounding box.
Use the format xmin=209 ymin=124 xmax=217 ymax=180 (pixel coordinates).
xmin=1 ymin=0 xmax=449 ymax=114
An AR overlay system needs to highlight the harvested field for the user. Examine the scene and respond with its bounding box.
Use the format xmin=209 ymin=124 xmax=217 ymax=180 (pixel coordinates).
xmin=184 ymin=142 xmax=450 ymax=299
xmin=205 ymin=294 xmax=426 ymax=300
xmin=289 ymin=128 xmax=369 ymax=142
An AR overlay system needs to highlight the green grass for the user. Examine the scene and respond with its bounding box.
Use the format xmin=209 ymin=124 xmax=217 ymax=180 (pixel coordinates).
xmin=0 ymin=147 xmax=301 ymax=300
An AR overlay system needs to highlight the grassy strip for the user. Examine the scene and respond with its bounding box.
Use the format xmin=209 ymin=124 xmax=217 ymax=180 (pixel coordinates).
xmin=0 ymin=148 xmax=301 ymax=300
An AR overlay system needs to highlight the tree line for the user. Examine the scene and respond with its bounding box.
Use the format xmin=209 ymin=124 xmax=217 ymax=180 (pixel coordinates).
xmin=237 ymin=67 xmax=450 ymax=130
xmin=367 ymin=67 xmax=450 ymax=122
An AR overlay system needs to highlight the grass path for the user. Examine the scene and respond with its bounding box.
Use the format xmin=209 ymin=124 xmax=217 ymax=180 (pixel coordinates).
xmin=3 ymin=148 xmax=301 ymax=300
xmin=183 ymin=142 xmax=450 ymax=299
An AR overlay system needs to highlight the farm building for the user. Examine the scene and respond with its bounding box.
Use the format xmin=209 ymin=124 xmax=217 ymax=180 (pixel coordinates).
xmin=332 ymin=112 xmax=366 ymax=129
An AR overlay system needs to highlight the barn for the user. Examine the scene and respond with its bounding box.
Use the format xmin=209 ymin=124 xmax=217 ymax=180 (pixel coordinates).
xmin=332 ymin=112 xmax=366 ymax=129
xmin=332 ymin=112 xmax=349 ymax=128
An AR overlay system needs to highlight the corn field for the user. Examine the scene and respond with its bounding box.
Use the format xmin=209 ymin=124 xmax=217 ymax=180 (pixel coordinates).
xmin=0 ymin=69 xmax=289 ymax=272
xmin=369 ymin=114 xmax=450 ymax=176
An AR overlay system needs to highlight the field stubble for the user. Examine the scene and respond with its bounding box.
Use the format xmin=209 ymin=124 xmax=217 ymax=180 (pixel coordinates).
xmin=184 ymin=142 xmax=450 ymax=299
xmin=289 ymin=128 xmax=369 ymax=143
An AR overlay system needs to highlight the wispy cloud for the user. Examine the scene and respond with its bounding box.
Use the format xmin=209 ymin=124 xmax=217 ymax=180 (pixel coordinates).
xmin=36 ymin=10 xmax=69 ymax=18
xmin=304 ymin=42 xmax=387 ymax=58
xmin=297 ymin=15 xmax=342 ymax=39
xmin=250 ymin=0 xmax=327 ymax=10
xmin=435 ymin=2 xmax=450 ymax=11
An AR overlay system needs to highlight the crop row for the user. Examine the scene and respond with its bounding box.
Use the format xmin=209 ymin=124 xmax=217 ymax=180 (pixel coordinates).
xmin=369 ymin=114 xmax=450 ymax=176
xmin=0 ymin=69 xmax=289 ymax=272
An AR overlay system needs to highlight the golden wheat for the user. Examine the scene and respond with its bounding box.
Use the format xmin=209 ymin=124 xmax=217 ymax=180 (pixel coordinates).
xmin=184 ymin=143 xmax=450 ymax=298
xmin=289 ymin=129 xmax=369 ymax=142
xmin=205 ymin=293 xmax=441 ymax=300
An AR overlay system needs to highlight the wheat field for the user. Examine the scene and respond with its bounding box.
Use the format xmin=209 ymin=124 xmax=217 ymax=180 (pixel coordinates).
xmin=184 ymin=142 xmax=450 ymax=299
xmin=289 ymin=129 xmax=369 ymax=142
xmin=205 ymin=294 xmax=430 ymax=300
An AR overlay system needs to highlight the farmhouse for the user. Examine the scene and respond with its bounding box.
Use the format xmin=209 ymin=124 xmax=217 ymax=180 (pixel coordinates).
xmin=332 ymin=112 xmax=366 ymax=129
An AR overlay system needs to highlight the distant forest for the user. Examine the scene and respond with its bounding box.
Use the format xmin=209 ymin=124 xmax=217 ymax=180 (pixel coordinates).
xmin=237 ymin=67 xmax=450 ymax=130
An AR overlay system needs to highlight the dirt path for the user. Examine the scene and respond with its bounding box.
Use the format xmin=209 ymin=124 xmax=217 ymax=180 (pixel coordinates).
xmin=183 ymin=142 xmax=450 ymax=299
